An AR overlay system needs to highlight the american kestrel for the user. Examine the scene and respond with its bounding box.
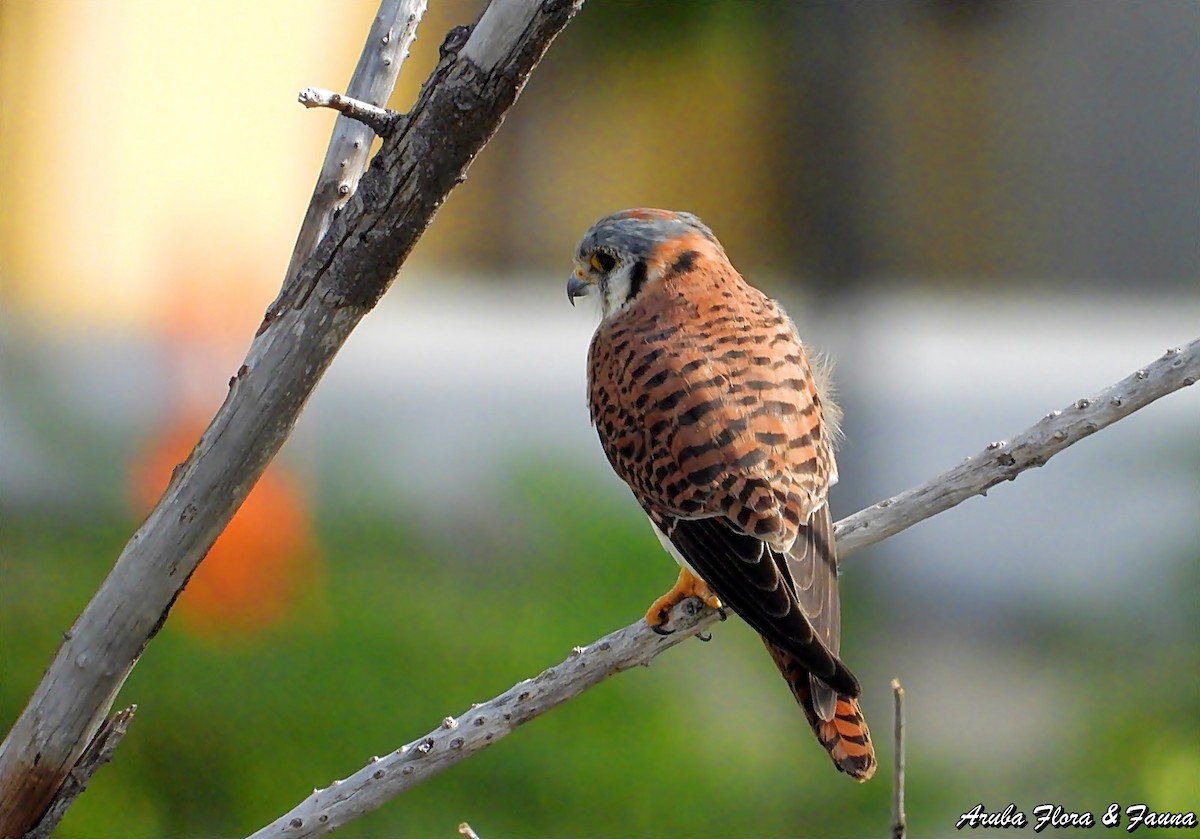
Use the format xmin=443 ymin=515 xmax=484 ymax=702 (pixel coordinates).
xmin=567 ymin=209 xmax=875 ymax=781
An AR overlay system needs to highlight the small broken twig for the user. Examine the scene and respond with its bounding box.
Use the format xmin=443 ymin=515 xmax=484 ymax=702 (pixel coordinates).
xmin=457 ymin=822 xmax=483 ymax=839
xmin=298 ymin=87 xmax=399 ymax=137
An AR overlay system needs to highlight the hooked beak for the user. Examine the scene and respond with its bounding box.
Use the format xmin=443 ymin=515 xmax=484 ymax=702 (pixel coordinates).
xmin=567 ymin=274 xmax=592 ymax=306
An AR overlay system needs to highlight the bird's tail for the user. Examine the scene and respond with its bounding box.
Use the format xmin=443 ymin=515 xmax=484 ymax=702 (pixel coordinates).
xmin=764 ymin=640 xmax=877 ymax=781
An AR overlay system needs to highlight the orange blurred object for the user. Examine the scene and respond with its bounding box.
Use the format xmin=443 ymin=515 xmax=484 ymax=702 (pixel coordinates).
xmin=130 ymin=418 xmax=318 ymax=640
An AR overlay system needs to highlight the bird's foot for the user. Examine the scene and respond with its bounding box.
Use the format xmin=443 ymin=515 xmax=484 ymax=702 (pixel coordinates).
xmin=645 ymin=567 xmax=722 ymax=634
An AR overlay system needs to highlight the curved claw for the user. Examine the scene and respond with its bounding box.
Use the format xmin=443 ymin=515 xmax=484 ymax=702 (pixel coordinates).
xmin=696 ymin=631 xmax=713 ymax=642
xmin=645 ymin=568 xmax=722 ymax=635
xmin=650 ymin=622 xmax=675 ymax=636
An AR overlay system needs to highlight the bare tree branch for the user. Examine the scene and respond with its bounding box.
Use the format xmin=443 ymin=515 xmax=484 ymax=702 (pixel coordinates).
xmin=246 ymin=598 xmax=714 ymax=839
xmin=0 ymin=1 xmax=584 ymax=835
xmin=834 ymin=340 xmax=1200 ymax=560
xmin=3 ymin=0 xmax=422 ymax=827
xmin=245 ymin=337 xmax=1197 ymax=838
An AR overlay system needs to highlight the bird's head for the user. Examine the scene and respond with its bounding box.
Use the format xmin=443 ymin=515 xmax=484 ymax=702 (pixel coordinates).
xmin=567 ymin=208 xmax=725 ymax=318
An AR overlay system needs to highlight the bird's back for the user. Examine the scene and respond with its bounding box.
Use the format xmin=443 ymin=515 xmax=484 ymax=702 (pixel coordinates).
xmin=586 ymin=263 xmax=835 ymax=552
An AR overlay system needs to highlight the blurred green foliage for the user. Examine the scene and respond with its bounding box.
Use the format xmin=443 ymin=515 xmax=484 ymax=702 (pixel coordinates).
xmin=1 ymin=469 xmax=880 ymax=838
xmin=2 ymin=457 xmax=1198 ymax=837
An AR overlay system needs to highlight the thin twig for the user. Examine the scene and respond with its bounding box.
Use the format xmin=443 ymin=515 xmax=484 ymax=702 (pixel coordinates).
xmin=457 ymin=823 xmax=483 ymax=839
xmin=891 ymin=680 xmax=906 ymax=839
xmin=297 ymin=88 xmax=399 ymax=140
xmin=247 ymin=338 xmax=1197 ymax=838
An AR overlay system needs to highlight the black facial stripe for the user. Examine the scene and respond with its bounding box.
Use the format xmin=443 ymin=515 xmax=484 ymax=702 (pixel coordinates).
xmin=627 ymin=259 xmax=648 ymax=300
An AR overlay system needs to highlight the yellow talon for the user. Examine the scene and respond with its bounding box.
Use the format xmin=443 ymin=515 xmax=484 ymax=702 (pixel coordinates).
xmin=645 ymin=567 xmax=723 ymax=628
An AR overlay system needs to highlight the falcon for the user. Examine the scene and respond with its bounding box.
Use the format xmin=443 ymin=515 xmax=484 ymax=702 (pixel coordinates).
xmin=567 ymin=208 xmax=876 ymax=781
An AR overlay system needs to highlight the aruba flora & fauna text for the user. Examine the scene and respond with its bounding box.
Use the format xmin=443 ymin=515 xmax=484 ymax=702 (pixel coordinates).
xmin=956 ymin=802 xmax=1198 ymax=832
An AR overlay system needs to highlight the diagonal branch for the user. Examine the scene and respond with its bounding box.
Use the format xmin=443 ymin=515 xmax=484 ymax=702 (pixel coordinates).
xmin=246 ymin=598 xmax=717 ymax=839
xmin=834 ymin=340 xmax=1199 ymax=559
xmin=0 ymin=2 xmax=584 ymax=835
xmin=247 ymin=338 xmax=1198 ymax=837
xmin=8 ymin=0 xmax=424 ymax=830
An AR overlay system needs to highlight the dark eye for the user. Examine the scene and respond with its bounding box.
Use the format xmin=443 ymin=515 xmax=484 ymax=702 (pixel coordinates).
xmin=590 ymin=251 xmax=617 ymax=273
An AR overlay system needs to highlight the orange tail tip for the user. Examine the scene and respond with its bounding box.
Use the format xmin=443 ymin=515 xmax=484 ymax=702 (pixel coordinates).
xmin=764 ymin=640 xmax=877 ymax=781
xmin=815 ymin=695 xmax=877 ymax=781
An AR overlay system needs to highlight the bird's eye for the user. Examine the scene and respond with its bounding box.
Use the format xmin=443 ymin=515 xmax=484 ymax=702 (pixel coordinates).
xmin=590 ymin=252 xmax=616 ymax=273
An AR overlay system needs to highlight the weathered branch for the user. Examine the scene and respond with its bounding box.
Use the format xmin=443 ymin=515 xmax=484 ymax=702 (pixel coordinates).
xmin=4 ymin=0 xmax=423 ymax=828
xmin=246 ymin=598 xmax=715 ymax=839
xmin=247 ymin=339 xmax=1198 ymax=837
xmin=0 ymin=1 xmax=584 ymax=835
xmin=834 ymin=340 xmax=1200 ymax=560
